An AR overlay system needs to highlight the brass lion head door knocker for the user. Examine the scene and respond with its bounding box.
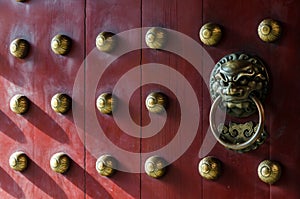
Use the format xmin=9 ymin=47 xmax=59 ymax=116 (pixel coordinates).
xmin=209 ymin=52 xmax=269 ymax=152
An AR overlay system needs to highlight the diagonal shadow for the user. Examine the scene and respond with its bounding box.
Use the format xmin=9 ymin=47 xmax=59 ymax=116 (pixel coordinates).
xmin=23 ymin=160 xmax=68 ymax=198
xmin=66 ymin=160 xmax=112 ymax=199
xmin=23 ymin=102 xmax=69 ymax=143
xmin=0 ymin=167 xmax=25 ymax=198
xmin=0 ymin=110 xmax=26 ymax=143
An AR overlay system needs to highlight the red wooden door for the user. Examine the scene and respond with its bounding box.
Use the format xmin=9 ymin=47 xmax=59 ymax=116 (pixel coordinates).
xmin=84 ymin=1 xmax=142 ymax=198
xmin=0 ymin=0 xmax=299 ymax=199
xmin=0 ymin=1 xmax=85 ymax=198
xmin=138 ymin=0 xmax=300 ymax=198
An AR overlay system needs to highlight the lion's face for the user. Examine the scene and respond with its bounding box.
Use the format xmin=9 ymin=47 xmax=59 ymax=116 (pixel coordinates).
xmin=210 ymin=53 xmax=268 ymax=117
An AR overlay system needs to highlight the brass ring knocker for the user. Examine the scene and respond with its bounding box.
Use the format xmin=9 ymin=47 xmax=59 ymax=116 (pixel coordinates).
xmin=210 ymin=95 xmax=264 ymax=151
xmin=209 ymin=52 xmax=269 ymax=152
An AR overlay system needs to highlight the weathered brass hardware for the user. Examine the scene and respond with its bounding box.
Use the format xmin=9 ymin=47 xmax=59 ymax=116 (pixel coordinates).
xmin=96 ymin=155 xmax=117 ymax=177
xmin=210 ymin=53 xmax=269 ymax=118
xmin=258 ymin=19 xmax=281 ymax=43
xmin=51 ymin=34 xmax=72 ymax=55
xmin=217 ymin=122 xmax=268 ymax=153
xmin=16 ymin=0 xmax=26 ymax=2
xmin=258 ymin=160 xmax=281 ymax=184
xmin=144 ymin=156 xmax=167 ymax=178
xmin=50 ymin=152 xmax=70 ymax=174
xmin=51 ymin=93 xmax=71 ymax=114
xmin=145 ymin=92 xmax=167 ymax=114
xmin=145 ymin=27 xmax=168 ymax=49
xmin=199 ymin=23 xmax=222 ymax=46
xmin=10 ymin=94 xmax=30 ymax=114
xmin=96 ymin=32 xmax=116 ymax=52
xmin=198 ymin=156 xmax=222 ymax=180
xmin=96 ymin=93 xmax=115 ymax=114
xmin=10 ymin=38 xmax=30 ymax=59
xmin=209 ymin=53 xmax=269 ymax=152
xmin=9 ymin=151 xmax=28 ymax=172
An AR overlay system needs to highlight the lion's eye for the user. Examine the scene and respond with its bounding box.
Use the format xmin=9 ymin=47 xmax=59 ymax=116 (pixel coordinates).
xmin=220 ymin=80 xmax=228 ymax=86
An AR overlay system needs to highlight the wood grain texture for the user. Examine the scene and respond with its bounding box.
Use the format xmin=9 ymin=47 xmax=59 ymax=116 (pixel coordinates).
xmin=0 ymin=1 xmax=85 ymax=198
xmin=0 ymin=0 xmax=298 ymax=198
xmin=141 ymin=0 xmax=203 ymax=198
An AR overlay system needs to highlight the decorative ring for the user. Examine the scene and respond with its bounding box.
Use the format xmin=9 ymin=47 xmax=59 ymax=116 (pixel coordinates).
xmin=209 ymin=95 xmax=264 ymax=150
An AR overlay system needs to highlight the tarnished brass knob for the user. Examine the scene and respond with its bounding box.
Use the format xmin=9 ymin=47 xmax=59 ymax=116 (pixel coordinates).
xmin=199 ymin=23 xmax=222 ymax=46
xmin=258 ymin=160 xmax=281 ymax=184
xmin=258 ymin=19 xmax=282 ymax=43
xmin=96 ymin=155 xmax=117 ymax=177
xmin=16 ymin=0 xmax=26 ymax=2
xmin=145 ymin=27 xmax=168 ymax=49
xmin=10 ymin=94 xmax=30 ymax=114
xmin=96 ymin=93 xmax=115 ymax=114
xmin=145 ymin=92 xmax=167 ymax=114
xmin=51 ymin=93 xmax=71 ymax=114
xmin=10 ymin=38 xmax=30 ymax=59
xmin=144 ymin=156 xmax=167 ymax=179
xmin=9 ymin=151 xmax=28 ymax=172
xmin=96 ymin=32 xmax=116 ymax=53
xmin=198 ymin=156 xmax=222 ymax=180
xmin=50 ymin=152 xmax=70 ymax=174
xmin=51 ymin=34 xmax=72 ymax=55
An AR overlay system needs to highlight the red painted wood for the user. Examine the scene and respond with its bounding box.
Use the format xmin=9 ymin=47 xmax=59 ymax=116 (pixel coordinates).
xmin=201 ymin=1 xmax=300 ymax=199
xmin=0 ymin=1 xmax=298 ymax=198
xmin=85 ymin=1 xmax=141 ymax=198
xmin=141 ymin=0 xmax=204 ymax=198
xmin=267 ymin=1 xmax=300 ymax=199
xmin=201 ymin=1 xmax=271 ymax=198
xmin=0 ymin=1 xmax=85 ymax=198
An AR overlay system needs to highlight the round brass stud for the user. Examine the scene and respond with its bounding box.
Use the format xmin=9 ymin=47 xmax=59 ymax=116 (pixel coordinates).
xmin=51 ymin=93 xmax=71 ymax=114
xmin=198 ymin=156 xmax=222 ymax=180
xmin=96 ymin=155 xmax=118 ymax=177
xmin=96 ymin=32 xmax=117 ymax=53
xmin=145 ymin=92 xmax=167 ymax=114
xmin=10 ymin=94 xmax=30 ymax=114
xmin=199 ymin=23 xmax=222 ymax=46
xmin=96 ymin=93 xmax=115 ymax=114
xmin=258 ymin=19 xmax=282 ymax=43
xmin=145 ymin=27 xmax=168 ymax=49
xmin=51 ymin=34 xmax=72 ymax=55
xmin=10 ymin=38 xmax=30 ymax=59
xmin=9 ymin=151 xmax=28 ymax=172
xmin=144 ymin=156 xmax=167 ymax=179
xmin=50 ymin=152 xmax=70 ymax=174
xmin=258 ymin=160 xmax=281 ymax=184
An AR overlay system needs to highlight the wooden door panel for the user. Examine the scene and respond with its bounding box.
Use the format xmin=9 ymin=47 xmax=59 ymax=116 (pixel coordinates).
xmin=267 ymin=1 xmax=300 ymax=198
xmin=85 ymin=1 xmax=141 ymax=198
xmin=0 ymin=1 xmax=85 ymax=198
xmin=202 ymin=1 xmax=300 ymax=199
xmin=0 ymin=1 xmax=298 ymax=198
xmin=141 ymin=0 xmax=204 ymax=198
xmin=202 ymin=1 xmax=271 ymax=198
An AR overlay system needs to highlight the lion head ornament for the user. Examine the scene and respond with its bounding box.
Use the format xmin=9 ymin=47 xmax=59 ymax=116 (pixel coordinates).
xmin=210 ymin=53 xmax=269 ymax=118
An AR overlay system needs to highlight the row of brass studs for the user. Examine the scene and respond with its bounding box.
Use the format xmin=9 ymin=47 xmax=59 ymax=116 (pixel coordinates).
xmin=9 ymin=151 xmax=70 ymax=173
xmin=199 ymin=19 xmax=282 ymax=46
xmin=198 ymin=156 xmax=282 ymax=185
xmin=10 ymin=34 xmax=72 ymax=59
xmin=97 ymin=92 xmax=167 ymax=115
xmin=9 ymin=152 xmax=167 ymax=178
xmin=8 ymin=20 xmax=281 ymax=59
xmin=10 ymin=151 xmax=280 ymax=183
xmin=10 ymin=93 xmax=71 ymax=115
xmin=10 ymin=31 xmax=118 ymax=59
xmin=10 ymin=92 xmax=167 ymax=115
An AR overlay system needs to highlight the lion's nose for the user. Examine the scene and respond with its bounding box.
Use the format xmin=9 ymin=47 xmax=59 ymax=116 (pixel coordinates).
xmin=224 ymin=82 xmax=238 ymax=95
